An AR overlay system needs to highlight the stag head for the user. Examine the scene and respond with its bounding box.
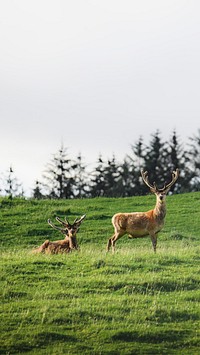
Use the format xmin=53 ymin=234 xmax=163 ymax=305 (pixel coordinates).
xmin=48 ymin=214 xmax=86 ymax=249
xmin=141 ymin=169 xmax=179 ymax=197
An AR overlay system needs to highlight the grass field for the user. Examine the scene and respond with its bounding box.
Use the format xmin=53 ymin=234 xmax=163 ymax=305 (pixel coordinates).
xmin=0 ymin=193 xmax=200 ymax=354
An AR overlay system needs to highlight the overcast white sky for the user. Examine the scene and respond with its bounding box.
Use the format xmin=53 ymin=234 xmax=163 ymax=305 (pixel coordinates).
xmin=0 ymin=0 xmax=200 ymax=195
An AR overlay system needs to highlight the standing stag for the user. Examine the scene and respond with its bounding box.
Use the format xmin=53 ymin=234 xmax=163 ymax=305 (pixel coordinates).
xmin=107 ymin=169 xmax=179 ymax=253
xmin=33 ymin=215 xmax=86 ymax=254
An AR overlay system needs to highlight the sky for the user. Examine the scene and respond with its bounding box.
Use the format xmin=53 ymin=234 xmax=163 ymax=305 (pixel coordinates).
xmin=0 ymin=0 xmax=200 ymax=195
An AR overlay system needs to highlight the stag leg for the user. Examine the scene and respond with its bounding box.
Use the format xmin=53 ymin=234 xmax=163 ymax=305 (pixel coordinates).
xmin=107 ymin=232 xmax=125 ymax=253
xmin=150 ymin=234 xmax=157 ymax=253
xmin=107 ymin=234 xmax=115 ymax=252
xmin=33 ymin=240 xmax=50 ymax=254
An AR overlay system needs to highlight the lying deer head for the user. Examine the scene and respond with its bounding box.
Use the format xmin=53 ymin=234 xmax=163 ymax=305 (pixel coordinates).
xmin=48 ymin=214 xmax=86 ymax=250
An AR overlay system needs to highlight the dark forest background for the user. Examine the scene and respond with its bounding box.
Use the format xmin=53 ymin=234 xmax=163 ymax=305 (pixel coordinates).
xmin=1 ymin=129 xmax=200 ymax=198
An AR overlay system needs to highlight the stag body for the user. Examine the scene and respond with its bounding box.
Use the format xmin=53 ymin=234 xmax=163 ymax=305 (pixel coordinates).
xmin=33 ymin=239 xmax=72 ymax=254
xmin=107 ymin=169 xmax=179 ymax=253
xmin=33 ymin=215 xmax=86 ymax=254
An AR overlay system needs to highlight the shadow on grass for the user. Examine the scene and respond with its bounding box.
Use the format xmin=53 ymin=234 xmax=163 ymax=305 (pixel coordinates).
xmin=146 ymin=309 xmax=199 ymax=323
xmin=33 ymin=260 xmax=66 ymax=266
xmin=123 ymin=279 xmax=199 ymax=295
xmin=90 ymin=214 xmax=111 ymax=220
xmin=112 ymin=329 xmax=188 ymax=344
xmin=4 ymin=291 xmax=27 ymax=299
xmin=105 ymin=278 xmax=199 ymax=295
xmin=36 ymin=331 xmax=77 ymax=344
xmin=27 ymin=229 xmax=49 ymax=237
xmin=52 ymin=208 xmax=71 ymax=216
xmin=1 ymin=332 xmax=77 ymax=354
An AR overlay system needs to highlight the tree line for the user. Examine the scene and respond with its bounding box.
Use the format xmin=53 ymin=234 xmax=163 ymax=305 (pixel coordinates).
xmin=1 ymin=130 xmax=200 ymax=199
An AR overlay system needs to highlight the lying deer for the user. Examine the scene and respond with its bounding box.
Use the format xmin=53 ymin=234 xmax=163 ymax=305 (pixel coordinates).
xmin=33 ymin=214 xmax=86 ymax=254
xmin=107 ymin=169 xmax=179 ymax=253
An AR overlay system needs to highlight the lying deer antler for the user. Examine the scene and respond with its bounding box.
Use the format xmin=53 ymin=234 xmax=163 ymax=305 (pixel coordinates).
xmin=33 ymin=214 xmax=86 ymax=254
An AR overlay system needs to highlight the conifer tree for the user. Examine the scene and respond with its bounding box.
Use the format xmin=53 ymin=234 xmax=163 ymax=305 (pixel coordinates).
xmin=32 ymin=180 xmax=44 ymax=199
xmin=128 ymin=136 xmax=147 ymax=195
xmin=130 ymin=136 xmax=145 ymax=170
xmin=73 ymin=153 xmax=88 ymax=198
xmin=103 ymin=156 xmax=120 ymax=197
xmin=165 ymin=130 xmax=192 ymax=193
xmin=4 ymin=166 xmax=23 ymax=198
xmin=43 ymin=145 xmax=75 ymax=199
xmin=118 ymin=158 xmax=137 ymax=196
xmin=188 ymin=129 xmax=200 ymax=190
xmin=142 ymin=131 xmax=167 ymax=190
xmin=89 ymin=155 xmax=106 ymax=197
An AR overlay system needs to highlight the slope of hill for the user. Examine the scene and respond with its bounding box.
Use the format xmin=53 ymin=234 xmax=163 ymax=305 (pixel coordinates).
xmin=1 ymin=193 xmax=200 ymax=354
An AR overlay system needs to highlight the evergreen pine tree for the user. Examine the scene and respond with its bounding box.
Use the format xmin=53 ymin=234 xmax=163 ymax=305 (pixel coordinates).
xmin=43 ymin=145 xmax=75 ymax=198
xmin=142 ymin=131 xmax=168 ymax=190
xmin=4 ymin=166 xmax=23 ymax=198
xmin=130 ymin=136 xmax=145 ymax=170
xmin=188 ymin=129 xmax=200 ymax=190
xmin=165 ymin=130 xmax=192 ymax=193
xmin=118 ymin=158 xmax=137 ymax=196
xmin=73 ymin=153 xmax=89 ymax=198
xmin=89 ymin=155 xmax=106 ymax=197
xmin=32 ymin=180 xmax=44 ymax=199
xmin=103 ymin=156 xmax=120 ymax=197
xmin=128 ymin=136 xmax=147 ymax=195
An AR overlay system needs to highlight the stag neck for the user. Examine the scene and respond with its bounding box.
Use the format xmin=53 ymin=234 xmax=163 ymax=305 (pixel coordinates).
xmin=154 ymin=195 xmax=167 ymax=219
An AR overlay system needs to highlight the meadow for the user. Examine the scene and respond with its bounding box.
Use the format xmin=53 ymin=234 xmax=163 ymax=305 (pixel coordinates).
xmin=0 ymin=193 xmax=200 ymax=354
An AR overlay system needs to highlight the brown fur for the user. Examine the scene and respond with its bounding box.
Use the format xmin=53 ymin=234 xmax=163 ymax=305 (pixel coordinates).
xmin=107 ymin=169 xmax=179 ymax=253
xmin=33 ymin=214 xmax=86 ymax=254
xmin=33 ymin=238 xmax=72 ymax=254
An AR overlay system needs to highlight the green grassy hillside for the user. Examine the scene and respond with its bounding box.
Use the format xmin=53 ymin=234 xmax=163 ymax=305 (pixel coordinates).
xmin=0 ymin=193 xmax=200 ymax=354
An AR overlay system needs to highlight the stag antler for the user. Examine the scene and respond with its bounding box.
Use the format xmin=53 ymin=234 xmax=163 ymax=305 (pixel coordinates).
xmin=159 ymin=169 xmax=179 ymax=192
xmin=49 ymin=214 xmax=86 ymax=231
xmin=141 ymin=169 xmax=157 ymax=192
xmin=48 ymin=219 xmax=66 ymax=234
xmin=141 ymin=169 xmax=179 ymax=193
xmin=74 ymin=215 xmax=86 ymax=225
xmin=56 ymin=215 xmax=86 ymax=227
xmin=56 ymin=216 xmax=70 ymax=227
